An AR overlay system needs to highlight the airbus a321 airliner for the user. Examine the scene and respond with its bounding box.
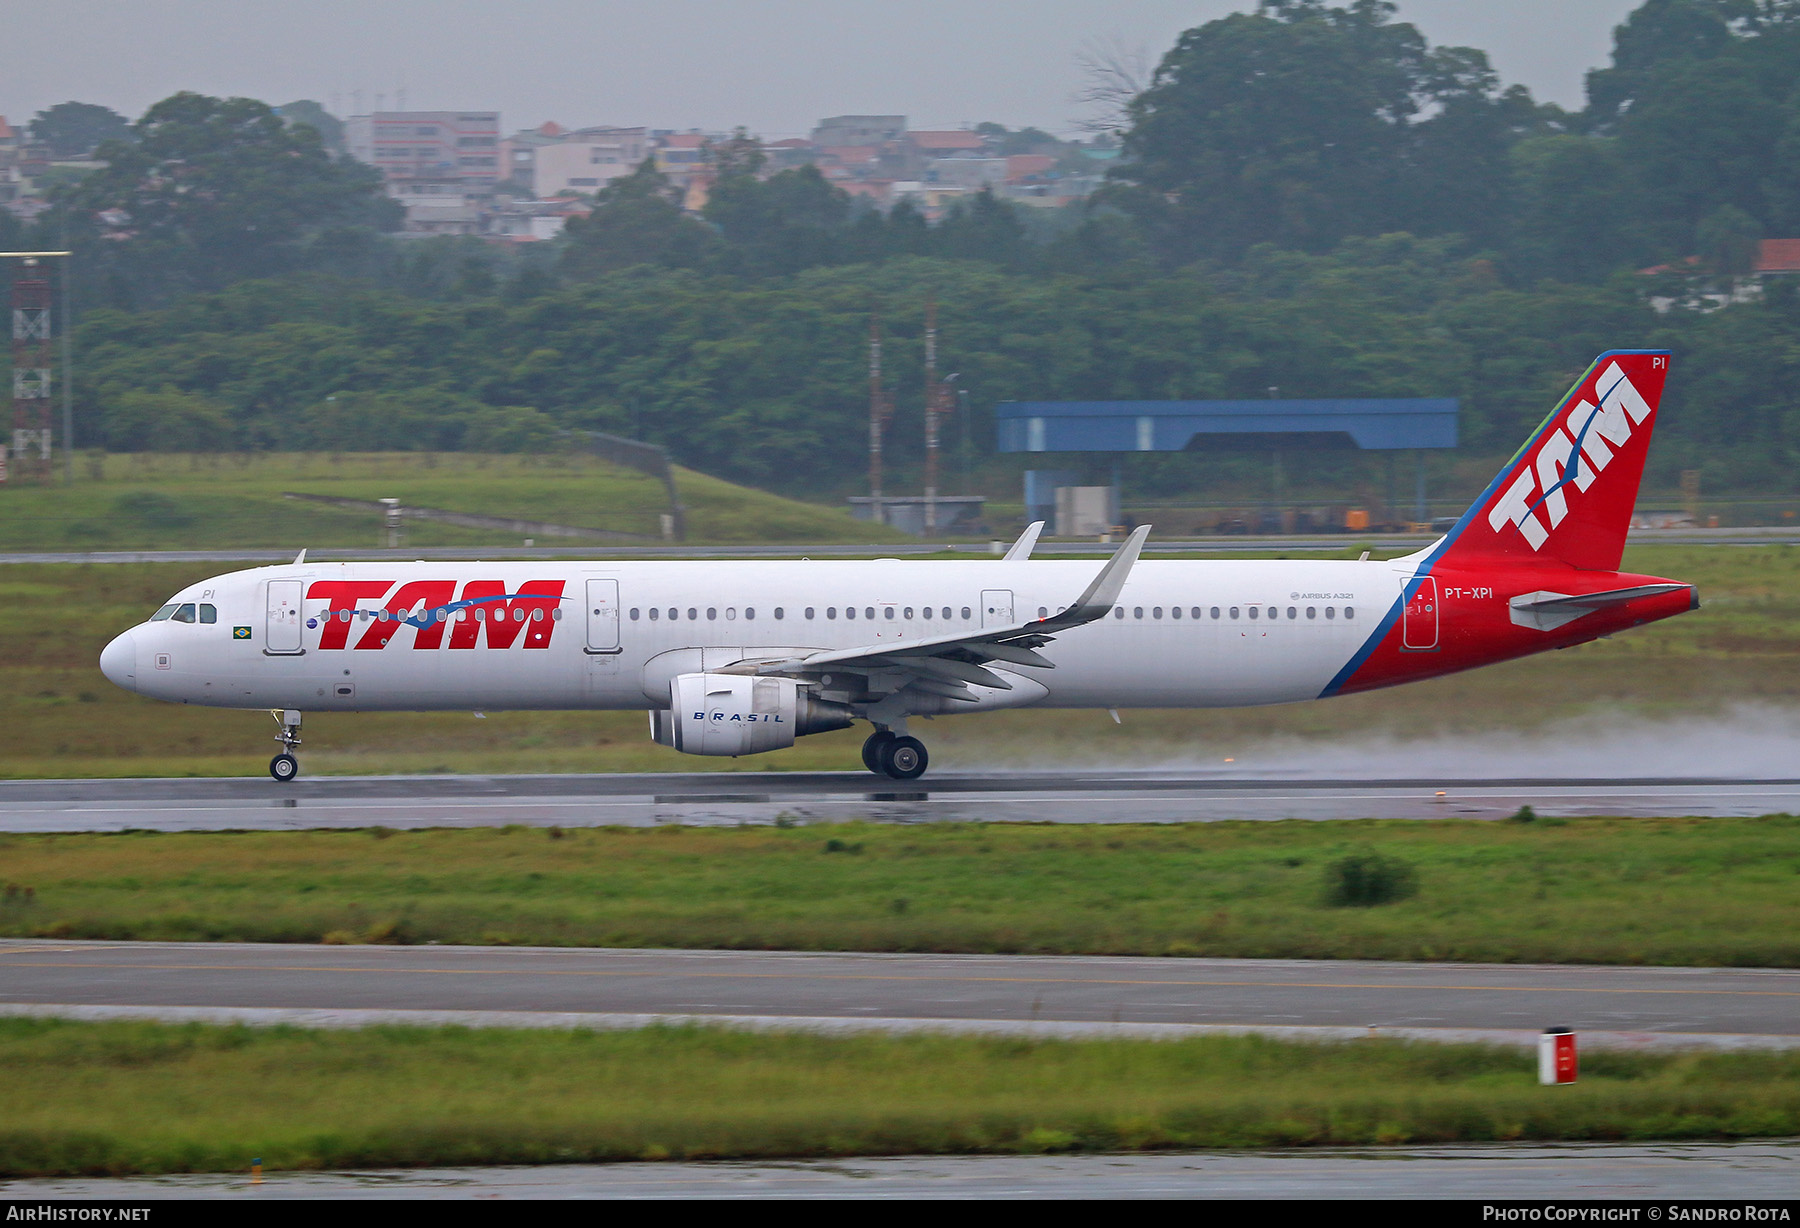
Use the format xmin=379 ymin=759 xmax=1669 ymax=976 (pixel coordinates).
xmin=100 ymin=350 xmax=1696 ymax=782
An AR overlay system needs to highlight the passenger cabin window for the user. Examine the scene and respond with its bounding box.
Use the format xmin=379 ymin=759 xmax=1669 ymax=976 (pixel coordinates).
xmin=884 ymin=607 xmax=895 ymax=620
xmin=688 ymin=608 xmax=698 ymax=620
xmin=707 ymin=608 xmax=717 ymax=620
xmin=1170 ymin=607 xmax=1181 ymax=619
xmin=826 ymin=607 xmax=837 ymax=619
xmin=1306 ymin=607 xmax=1316 ymax=619
xmin=905 ymin=607 xmax=915 ymax=619
xmin=846 ymin=607 xmax=856 ymax=620
xmin=1288 ymin=607 xmax=1297 ymax=619
xmin=150 ymin=604 xmax=177 ymax=621
xmin=170 ymin=603 xmax=197 ymax=624
xmin=630 ymin=609 xmax=641 ymax=620
xmin=1229 ymin=607 xmax=1239 ymax=619
xmin=865 ymin=607 xmax=875 ymax=620
xmin=1325 ymin=607 xmax=1336 ymax=620
xmin=942 ymin=607 xmax=952 ymax=620
xmin=1248 ymin=606 xmax=1259 ymax=620
xmin=1345 ymin=606 xmax=1356 ymax=620
xmin=1037 ymin=606 xmax=1047 ymax=619
xmin=1114 ymin=607 xmax=1124 ymax=619
xmin=805 ymin=607 xmax=815 ymax=619
xmin=1209 ymin=607 xmax=1218 ymax=619
xmin=961 ymin=607 xmax=972 ymax=620
xmin=774 ymin=608 xmax=784 ymax=620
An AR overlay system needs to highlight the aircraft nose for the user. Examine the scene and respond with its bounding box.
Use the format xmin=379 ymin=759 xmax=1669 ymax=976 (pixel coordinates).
xmin=100 ymin=629 xmax=137 ymax=693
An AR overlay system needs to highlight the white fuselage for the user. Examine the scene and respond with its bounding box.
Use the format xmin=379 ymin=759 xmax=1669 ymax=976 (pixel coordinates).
xmin=101 ymin=558 xmax=1406 ymax=713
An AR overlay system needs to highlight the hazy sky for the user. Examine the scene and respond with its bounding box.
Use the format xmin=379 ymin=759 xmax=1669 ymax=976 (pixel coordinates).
xmin=5 ymin=1 xmax=1641 ymax=137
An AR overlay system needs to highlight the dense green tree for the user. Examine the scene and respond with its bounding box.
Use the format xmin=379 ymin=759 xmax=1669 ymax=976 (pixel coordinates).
xmin=60 ymin=92 xmax=399 ymax=302
xmin=28 ymin=101 xmax=131 ymax=158
xmin=275 ymin=100 xmax=346 ymax=155
xmin=703 ymin=165 xmax=853 ymax=275
xmin=1114 ymin=1 xmax=1529 ymax=262
xmin=559 ymin=160 xmax=718 ymax=276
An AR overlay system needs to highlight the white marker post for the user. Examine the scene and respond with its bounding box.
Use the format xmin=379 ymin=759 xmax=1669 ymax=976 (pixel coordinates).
xmin=1538 ymin=1028 xmax=1578 ymax=1085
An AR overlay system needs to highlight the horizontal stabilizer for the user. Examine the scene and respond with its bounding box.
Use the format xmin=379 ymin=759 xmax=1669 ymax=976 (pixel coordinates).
xmin=1509 ymin=583 xmax=1690 ymax=632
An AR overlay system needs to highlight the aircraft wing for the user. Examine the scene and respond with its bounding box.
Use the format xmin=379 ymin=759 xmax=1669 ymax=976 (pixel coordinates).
xmin=742 ymin=526 xmax=1149 ymax=701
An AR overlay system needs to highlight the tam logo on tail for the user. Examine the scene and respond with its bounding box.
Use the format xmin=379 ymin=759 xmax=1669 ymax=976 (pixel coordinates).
xmin=1487 ymin=359 xmax=1661 ymax=551
xmin=1434 ymin=351 xmax=1670 ymax=573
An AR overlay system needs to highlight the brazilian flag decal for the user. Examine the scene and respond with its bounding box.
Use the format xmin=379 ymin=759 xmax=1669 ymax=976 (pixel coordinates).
xmin=233 ymin=626 xmax=252 ymax=640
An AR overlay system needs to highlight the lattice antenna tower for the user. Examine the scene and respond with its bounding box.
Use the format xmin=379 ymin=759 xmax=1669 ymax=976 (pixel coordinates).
xmin=5 ymin=254 xmax=63 ymax=484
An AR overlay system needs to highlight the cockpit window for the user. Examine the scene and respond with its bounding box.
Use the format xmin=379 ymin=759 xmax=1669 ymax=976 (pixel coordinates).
xmin=199 ymin=604 xmax=217 ymax=624
xmin=170 ymin=603 xmax=197 ymax=624
xmin=150 ymin=604 xmax=177 ymax=621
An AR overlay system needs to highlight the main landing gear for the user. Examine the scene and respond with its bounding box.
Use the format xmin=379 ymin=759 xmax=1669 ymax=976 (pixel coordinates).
xmin=861 ymin=728 xmax=929 ymax=781
xmin=270 ymin=709 xmax=302 ymax=783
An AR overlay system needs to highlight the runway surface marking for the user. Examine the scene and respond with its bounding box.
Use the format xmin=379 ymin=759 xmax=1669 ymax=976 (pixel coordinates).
xmin=7 ymin=956 xmax=1796 ymax=999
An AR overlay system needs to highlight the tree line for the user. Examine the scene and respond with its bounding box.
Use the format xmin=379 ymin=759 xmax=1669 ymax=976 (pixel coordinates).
xmin=6 ymin=0 xmax=1800 ymax=497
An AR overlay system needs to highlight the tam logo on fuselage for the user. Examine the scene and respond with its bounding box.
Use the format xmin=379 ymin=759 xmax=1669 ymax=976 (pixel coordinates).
xmin=1485 ymin=360 xmax=1656 ymax=550
xmin=303 ymin=580 xmax=568 ymax=650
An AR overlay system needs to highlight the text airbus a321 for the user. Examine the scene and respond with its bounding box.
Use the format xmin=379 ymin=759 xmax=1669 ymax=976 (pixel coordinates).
xmin=100 ymin=350 xmax=1697 ymax=783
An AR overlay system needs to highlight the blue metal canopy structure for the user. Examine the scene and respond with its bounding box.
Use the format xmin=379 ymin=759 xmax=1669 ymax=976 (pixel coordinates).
xmin=995 ymin=398 xmax=1458 ymax=453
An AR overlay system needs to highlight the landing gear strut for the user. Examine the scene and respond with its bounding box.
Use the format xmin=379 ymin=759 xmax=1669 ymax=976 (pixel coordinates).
xmin=862 ymin=728 xmax=928 ymax=780
xmin=269 ymin=709 xmax=302 ymax=783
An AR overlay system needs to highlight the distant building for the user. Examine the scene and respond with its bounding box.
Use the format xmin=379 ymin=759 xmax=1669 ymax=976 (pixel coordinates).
xmin=1643 ymin=239 xmax=1800 ymax=312
xmin=534 ymin=127 xmax=647 ymax=197
xmin=345 ymin=111 xmax=503 ymax=195
xmin=907 ymin=130 xmax=985 ymax=156
xmin=1003 ymin=154 xmax=1057 ymax=181
xmin=927 ymin=157 xmax=1006 ymax=188
xmin=654 ymin=132 xmax=708 ymax=178
xmin=811 ymin=115 xmax=905 ymax=147
xmin=502 ymin=120 xmax=567 ymax=188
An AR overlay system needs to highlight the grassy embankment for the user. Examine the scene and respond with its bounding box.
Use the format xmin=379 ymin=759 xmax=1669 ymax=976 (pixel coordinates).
xmin=0 ymin=543 xmax=1793 ymax=778
xmin=0 ymin=451 xmax=903 ymax=550
xmin=3 ymin=818 xmax=1797 ymax=964
xmin=3 ymin=1019 xmax=1797 ymax=1176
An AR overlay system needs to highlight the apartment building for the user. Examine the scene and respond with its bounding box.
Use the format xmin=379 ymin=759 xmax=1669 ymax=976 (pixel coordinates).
xmin=345 ymin=111 xmax=503 ymax=195
xmin=534 ymin=126 xmax=648 ymax=196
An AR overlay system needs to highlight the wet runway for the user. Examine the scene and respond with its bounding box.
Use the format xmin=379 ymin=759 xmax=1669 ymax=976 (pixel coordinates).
xmin=8 ymin=1141 xmax=1798 ymax=1200
xmin=2 ymin=770 xmax=1797 ymax=832
xmin=5 ymin=942 xmax=1798 ymax=1043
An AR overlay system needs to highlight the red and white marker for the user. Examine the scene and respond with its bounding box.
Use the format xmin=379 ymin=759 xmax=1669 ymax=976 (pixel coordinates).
xmin=1538 ymin=1028 xmax=1578 ymax=1085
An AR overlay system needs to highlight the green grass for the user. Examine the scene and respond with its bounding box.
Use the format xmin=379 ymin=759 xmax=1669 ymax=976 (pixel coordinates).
xmin=0 ymin=451 xmax=904 ymax=550
xmin=0 ymin=543 xmax=1794 ymax=779
xmin=3 ymin=818 xmax=1798 ymax=964
xmin=2 ymin=1019 xmax=1797 ymax=1176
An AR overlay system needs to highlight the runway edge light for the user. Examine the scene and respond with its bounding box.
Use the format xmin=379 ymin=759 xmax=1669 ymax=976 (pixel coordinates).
xmin=1538 ymin=1028 xmax=1578 ymax=1085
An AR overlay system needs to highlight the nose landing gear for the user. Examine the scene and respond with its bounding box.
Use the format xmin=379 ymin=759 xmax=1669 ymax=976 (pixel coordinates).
xmin=861 ymin=728 xmax=929 ymax=780
xmin=269 ymin=709 xmax=302 ymax=783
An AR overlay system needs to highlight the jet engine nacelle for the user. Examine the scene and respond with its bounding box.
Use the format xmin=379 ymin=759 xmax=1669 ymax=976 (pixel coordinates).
xmin=650 ymin=673 xmax=852 ymax=756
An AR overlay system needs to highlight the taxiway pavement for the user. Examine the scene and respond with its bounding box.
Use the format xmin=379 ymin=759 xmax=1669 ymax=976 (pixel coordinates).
xmin=4 ymin=942 xmax=1796 ymax=1044
xmin=8 ymin=1141 xmax=1798 ymax=1200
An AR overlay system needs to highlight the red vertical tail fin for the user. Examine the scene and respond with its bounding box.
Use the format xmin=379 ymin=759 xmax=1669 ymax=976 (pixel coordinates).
xmin=1431 ymin=351 xmax=1670 ymax=572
